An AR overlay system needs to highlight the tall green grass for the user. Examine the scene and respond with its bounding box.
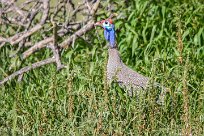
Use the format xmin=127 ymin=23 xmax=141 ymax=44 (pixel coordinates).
xmin=0 ymin=0 xmax=204 ymax=135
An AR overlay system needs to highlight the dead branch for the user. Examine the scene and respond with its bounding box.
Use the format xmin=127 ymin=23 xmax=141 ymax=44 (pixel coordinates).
xmin=21 ymin=37 xmax=53 ymax=59
xmin=50 ymin=19 xmax=65 ymax=70
xmin=60 ymin=20 xmax=95 ymax=48
xmin=0 ymin=0 xmax=49 ymax=46
xmin=0 ymin=57 xmax=55 ymax=85
xmin=60 ymin=0 xmax=101 ymax=48
xmin=22 ymin=0 xmax=100 ymax=58
xmin=0 ymin=0 xmax=101 ymax=85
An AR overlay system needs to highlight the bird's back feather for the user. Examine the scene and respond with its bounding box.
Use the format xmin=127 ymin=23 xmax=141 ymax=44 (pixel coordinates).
xmin=107 ymin=48 xmax=149 ymax=89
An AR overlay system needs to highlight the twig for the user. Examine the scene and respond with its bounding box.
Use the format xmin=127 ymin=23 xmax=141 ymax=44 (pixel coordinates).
xmin=59 ymin=0 xmax=101 ymax=48
xmin=17 ymin=74 xmax=23 ymax=82
xmin=59 ymin=0 xmax=100 ymax=47
xmin=0 ymin=0 xmax=101 ymax=85
xmin=21 ymin=37 xmax=53 ymax=59
xmin=50 ymin=19 xmax=65 ymax=70
xmin=60 ymin=20 xmax=95 ymax=48
xmin=22 ymin=0 xmax=101 ymax=57
xmin=0 ymin=0 xmax=49 ymax=46
xmin=0 ymin=58 xmax=55 ymax=85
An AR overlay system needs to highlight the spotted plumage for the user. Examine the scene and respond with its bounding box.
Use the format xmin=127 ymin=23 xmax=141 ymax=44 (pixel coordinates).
xmin=107 ymin=48 xmax=149 ymax=95
xmin=95 ymin=19 xmax=166 ymax=99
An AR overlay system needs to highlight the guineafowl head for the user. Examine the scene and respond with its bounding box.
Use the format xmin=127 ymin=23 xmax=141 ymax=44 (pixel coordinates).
xmin=95 ymin=19 xmax=116 ymax=48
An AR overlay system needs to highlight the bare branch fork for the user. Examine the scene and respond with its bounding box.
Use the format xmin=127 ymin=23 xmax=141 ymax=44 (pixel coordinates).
xmin=0 ymin=0 xmax=101 ymax=85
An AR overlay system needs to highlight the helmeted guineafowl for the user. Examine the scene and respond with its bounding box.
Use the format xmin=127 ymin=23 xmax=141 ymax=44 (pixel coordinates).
xmin=95 ymin=18 xmax=166 ymax=100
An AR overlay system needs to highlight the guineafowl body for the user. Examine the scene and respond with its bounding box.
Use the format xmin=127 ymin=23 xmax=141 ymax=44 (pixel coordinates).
xmin=107 ymin=48 xmax=149 ymax=90
xmin=95 ymin=19 xmax=166 ymax=99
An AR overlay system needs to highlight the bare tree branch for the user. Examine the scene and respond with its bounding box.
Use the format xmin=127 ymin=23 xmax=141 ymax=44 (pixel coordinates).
xmin=22 ymin=0 xmax=100 ymax=58
xmin=60 ymin=0 xmax=100 ymax=48
xmin=50 ymin=19 xmax=65 ymax=70
xmin=0 ymin=0 xmax=101 ymax=85
xmin=21 ymin=37 xmax=53 ymax=59
xmin=60 ymin=20 xmax=95 ymax=48
xmin=0 ymin=58 xmax=55 ymax=85
xmin=0 ymin=0 xmax=49 ymax=45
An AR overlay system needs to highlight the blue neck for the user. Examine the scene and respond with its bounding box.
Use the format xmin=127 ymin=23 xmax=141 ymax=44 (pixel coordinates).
xmin=104 ymin=25 xmax=116 ymax=48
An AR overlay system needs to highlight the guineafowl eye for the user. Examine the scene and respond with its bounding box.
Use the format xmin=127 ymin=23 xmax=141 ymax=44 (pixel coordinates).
xmin=105 ymin=21 xmax=109 ymax=24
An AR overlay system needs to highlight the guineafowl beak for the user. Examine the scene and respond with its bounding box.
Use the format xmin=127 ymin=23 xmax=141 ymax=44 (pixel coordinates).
xmin=94 ymin=20 xmax=104 ymax=27
xmin=94 ymin=22 xmax=101 ymax=26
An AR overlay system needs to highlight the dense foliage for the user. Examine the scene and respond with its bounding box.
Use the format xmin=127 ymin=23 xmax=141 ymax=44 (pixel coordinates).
xmin=0 ymin=0 xmax=203 ymax=135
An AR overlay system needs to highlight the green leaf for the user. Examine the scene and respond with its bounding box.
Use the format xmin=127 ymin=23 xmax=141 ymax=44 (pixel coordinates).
xmin=150 ymin=25 xmax=157 ymax=43
xmin=182 ymin=29 xmax=190 ymax=41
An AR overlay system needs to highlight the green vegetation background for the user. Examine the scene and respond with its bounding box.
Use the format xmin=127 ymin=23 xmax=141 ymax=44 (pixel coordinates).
xmin=0 ymin=0 xmax=203 ymax=135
